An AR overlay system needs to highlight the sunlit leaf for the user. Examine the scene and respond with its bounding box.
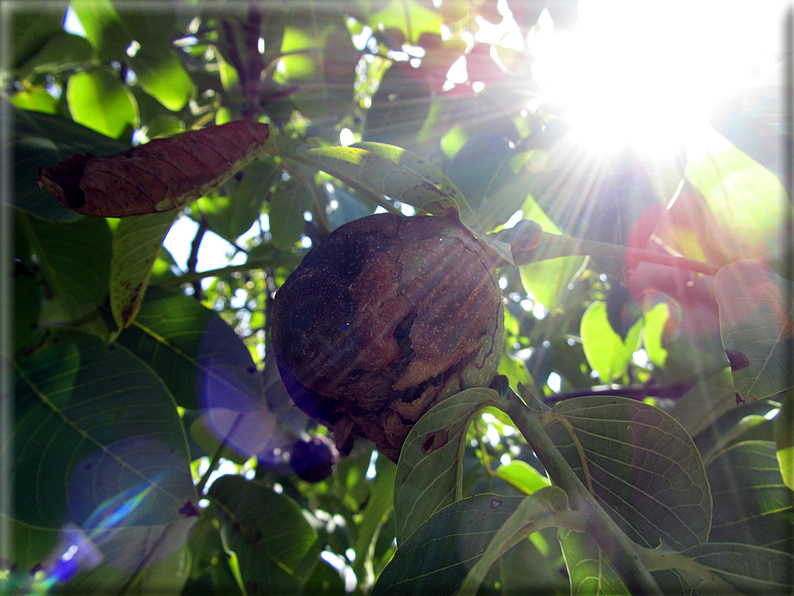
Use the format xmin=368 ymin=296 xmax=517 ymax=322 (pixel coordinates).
xmin=66 ymin=67 xmax=138 ymax=139
xmin=373 ymin=494 xmax=529 ymax=596
xmin=394 ymin=387 xmax=502 ymax=544
xmin=71 ymin=0 xmax=130 ymax=60
xmin=580 ymin=301 xmax=642 ymax=381
xmin=559 ymin=529 xmax=632 ymax=596
xmin=543 ymin=396 xmax=712 ymax=550
xmin=686 ymin=128 xmax=789 ymax=264
xmin=775 ymin=388 xmax=794 ymax=490
xmin=493 ymin=459 xmax=551 ymax=495
xmin=10 ymin=87 xmax=59 ymax=113
xmin=121 ymin=13 xmax=194 ymax=112
xmin=715 ymin=260 xmax=794 ymax=400
xmin=707 ymin=440 xmax=794 ymax=552
xmin=209 ymin=475 xmax=318 ymax=593
xmin=368 ymin=0 xmax=444 ymax=45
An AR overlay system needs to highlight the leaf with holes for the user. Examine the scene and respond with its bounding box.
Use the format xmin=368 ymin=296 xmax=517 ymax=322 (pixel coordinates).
xmin=542 ymin=396 xmax=712 ymax=550
xmin=394 ymin=387 xmax=502 ymax=544
xmin=38 ymin=120 xmax=270 ymax=217
xmin=715 ymin=260 xmax=794 ymax=401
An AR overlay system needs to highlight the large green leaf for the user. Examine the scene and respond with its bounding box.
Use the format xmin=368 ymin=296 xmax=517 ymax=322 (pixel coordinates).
xmin=9 ymin=329 xmax=196 ymax=575
xmin=559 ymin=529 xmax=632 ymax=596
xmin=715 ymin=260 xmax=794 ymax=400
xmin=394 ymin=387 xmax=502 ymax=544
xmin=706 ymin=440 xmax=794 ymax=552
xmin=110 ymin=211 xmax=178 ymax=331
xmin=373 ymin=494 xmax=531 ymax=596
xmin=17 ymin=212 xmax=112 ymax=321
xmin=675 ymin=542 xmax=794 ymax=595
xmin=10 ymin=106 xmax=130 ymax=221
xmin=66 ymin=67 xmax=139 ymax=139
xmin=208 ymin=475 xmax=318 ymax=593
xmin=543 ymin=396 xmax=712 ymax=550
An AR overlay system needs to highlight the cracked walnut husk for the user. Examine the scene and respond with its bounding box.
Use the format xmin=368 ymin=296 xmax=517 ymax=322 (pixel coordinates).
xmin=272 ymin=213 xmax=504 ymax=462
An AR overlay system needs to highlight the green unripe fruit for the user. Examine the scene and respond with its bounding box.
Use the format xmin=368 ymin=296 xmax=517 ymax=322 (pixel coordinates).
xmin=272 ymin=213 xmax=505 ymax=462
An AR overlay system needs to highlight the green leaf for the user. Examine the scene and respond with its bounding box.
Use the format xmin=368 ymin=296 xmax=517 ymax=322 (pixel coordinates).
xmin=686 ymin=128 xmax=789 ymax=264
xmin=676 ymin=542 xmax=794 ymax=595
xmin=715 ymin=260 xmax=794 ymax=400
xmin=131 ymin=48 xmax=194 ymax=112
xmin=775 ymin=388 xmax=794 ymax=490
xmin=9 ymin=87 xmax=59 ymax=114
xmin=15 ymin=30 xmax=93 ymax=80
xmin=580 ymin=301 xmax=642 ymax=381
xmin=9 ymin=3 xmax=69 ymax=68
xmin=71 ymin=0 xmax=131 ymax=60
xmin=9 ymin=329 xmax=196 ymax=575
xmin=353 ymin=460 xmax=396 ymax=583
xmin=66 ymin=67 xmax=139 ymax=139
xmin=543 ymin=396 xmax=712 ymax=550
xmin=394 ymin=387 xmax=501 ymax=544
xmin=11 ymin=106 xmax=130 ymax=221
xmin=17 ymin=212 xmax=112 ymax=321
xmin=269 ymin=180 xmax=313 ymax=249
xmin=110 ymin=211 xmax=177 ymax=331
xmin=706 ymin=440 xmax=794 ymax=552
xmin=200 ymin=159 xmax=280 ymax=243
xmin=121 ymin=13 xmax=194 ymax=111
xmin=362 ymin=61 xmax=432 ymax=147
xmin=115 ymin=287 xmax=263 ymax=414
xmin=457 ymin=486 xmax=569 ymax=595
xmin=493 ymin=459 xmax=551 ymax=495
xmin=209 ymin=475 xmax=318 ymax=593
xmin=559 ymin=529 xmax=632 ymax=596
xmin=372 ymin=494 xmax=529 ymax=596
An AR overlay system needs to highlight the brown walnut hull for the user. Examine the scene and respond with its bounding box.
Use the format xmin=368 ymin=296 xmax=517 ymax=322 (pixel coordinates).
xmin=272 ymin=213 xmax=504 ymax=462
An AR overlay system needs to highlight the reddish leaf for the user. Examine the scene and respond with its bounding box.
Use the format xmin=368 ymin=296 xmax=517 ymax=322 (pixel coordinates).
xmin=38 ymin=120 xmax=270 ymax=217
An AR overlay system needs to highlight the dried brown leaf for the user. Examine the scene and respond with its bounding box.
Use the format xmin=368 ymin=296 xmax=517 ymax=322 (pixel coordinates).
xmin=38 ymin=120 xmax=270 ymax=217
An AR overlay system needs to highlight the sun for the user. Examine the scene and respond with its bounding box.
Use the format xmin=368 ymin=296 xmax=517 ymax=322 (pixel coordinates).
xmin=526 ymin=0 xmax=784 ymax=155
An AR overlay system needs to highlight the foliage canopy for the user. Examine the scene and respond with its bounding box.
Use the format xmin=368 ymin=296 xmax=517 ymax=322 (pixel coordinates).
xmin=3 ymin=1 xmax=792 ymax=595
